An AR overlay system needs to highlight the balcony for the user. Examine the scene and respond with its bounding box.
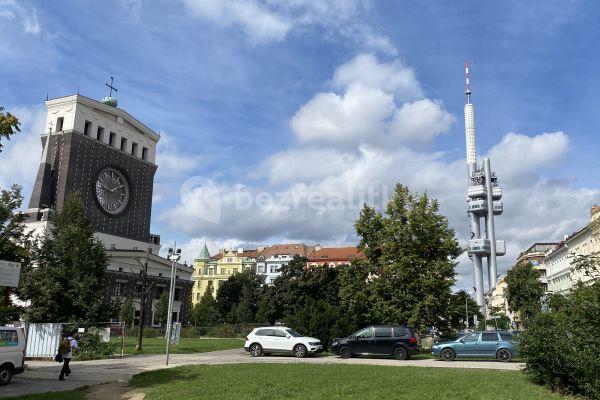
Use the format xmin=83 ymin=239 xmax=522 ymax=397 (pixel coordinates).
xmin=496 ymin=240 xmax=506 ymax=256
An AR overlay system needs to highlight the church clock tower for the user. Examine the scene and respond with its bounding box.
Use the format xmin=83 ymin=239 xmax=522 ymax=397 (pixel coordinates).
xmin=23 ymin=88 xmax=195 ymax=326
xmin=26 ymin=92 xmax=159 ymax=245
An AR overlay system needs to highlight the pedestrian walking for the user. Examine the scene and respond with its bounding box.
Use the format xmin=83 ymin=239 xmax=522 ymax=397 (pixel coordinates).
xmin=58 ymin=332 xmax=78 ymax=381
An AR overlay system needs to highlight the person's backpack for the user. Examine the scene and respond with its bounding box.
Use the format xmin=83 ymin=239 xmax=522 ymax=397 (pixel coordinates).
xmin=58 ymin=338 xmax=71 ymax=354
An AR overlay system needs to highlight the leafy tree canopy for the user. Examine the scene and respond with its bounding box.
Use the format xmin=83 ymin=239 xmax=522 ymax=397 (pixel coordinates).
xmin=505 ymin=262 xmax=544 ymax=326
xmin=0 ymin=107 xmax=20 ymax=153
xmin=19 ymin=192 xmax=114 ymax=322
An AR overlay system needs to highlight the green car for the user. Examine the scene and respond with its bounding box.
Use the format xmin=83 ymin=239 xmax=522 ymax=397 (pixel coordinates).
xmin=431 ymin=331 xmax=518 ymax=362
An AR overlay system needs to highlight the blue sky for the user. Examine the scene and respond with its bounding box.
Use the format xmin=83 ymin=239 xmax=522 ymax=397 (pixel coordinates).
xmin=1 ymin=0 xmax=599 ymax=290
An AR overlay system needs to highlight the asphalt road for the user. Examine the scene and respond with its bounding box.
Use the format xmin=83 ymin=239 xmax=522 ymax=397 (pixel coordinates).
xmin=1 ymin=349 xmax=524 ymax=398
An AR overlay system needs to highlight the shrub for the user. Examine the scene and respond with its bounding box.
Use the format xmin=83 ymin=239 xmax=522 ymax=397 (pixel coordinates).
xmin=207 ymin=324 xmax=236 ymax=338
xmin=143 ymin=328 xmax=162 ymax=338
xmin=180 ymin=327 xmax=201 ymax=338
xmin=74 ymin=329 xmax=115 ymax=360
xmin=520 ymin=281 xmax=600 ymax=399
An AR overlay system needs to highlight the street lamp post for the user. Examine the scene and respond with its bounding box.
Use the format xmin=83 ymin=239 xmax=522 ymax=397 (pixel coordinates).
xmin=165 ymin=244 xmax=181 ymax=366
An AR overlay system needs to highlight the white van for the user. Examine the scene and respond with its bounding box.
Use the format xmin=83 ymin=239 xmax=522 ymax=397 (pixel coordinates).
xmin=0 ymin=327 xmax=26 ymax=385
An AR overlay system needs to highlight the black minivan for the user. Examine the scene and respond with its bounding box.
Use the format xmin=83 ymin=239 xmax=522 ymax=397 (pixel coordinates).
xmin=332 ymin=325 xmax=419 ymax=360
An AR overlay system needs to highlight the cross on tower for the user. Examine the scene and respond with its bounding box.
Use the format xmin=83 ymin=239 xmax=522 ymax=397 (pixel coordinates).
xmin=105 ymin=76 xmax=118 ymax=97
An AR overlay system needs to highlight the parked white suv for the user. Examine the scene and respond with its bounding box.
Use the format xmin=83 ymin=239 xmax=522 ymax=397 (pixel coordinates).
xmin=0 ymin=326 xmax=26 ymax=385
xmin=244 ymin=327 xmax=322 ymax=358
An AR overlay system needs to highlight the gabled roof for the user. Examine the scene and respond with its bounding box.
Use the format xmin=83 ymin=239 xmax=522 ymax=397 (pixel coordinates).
xmin=259 ymin=244 xmax=314 ymax=259
xmin=306 ymin=246 xmax=364 ymax=262
xmin=212 ymin=248 xmax=265 ymax=261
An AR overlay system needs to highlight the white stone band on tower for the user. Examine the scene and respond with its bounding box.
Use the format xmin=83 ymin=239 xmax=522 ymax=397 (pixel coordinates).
xmin=464 ymin=103 xmax=476 ymax=165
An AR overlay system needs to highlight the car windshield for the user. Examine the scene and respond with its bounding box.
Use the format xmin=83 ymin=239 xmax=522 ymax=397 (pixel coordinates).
xmin=286 ymin=329 xmax=302 ymax=337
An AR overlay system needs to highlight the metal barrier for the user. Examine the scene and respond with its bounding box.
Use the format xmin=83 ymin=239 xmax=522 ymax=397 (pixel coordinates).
xmin=24 ymin=322 xmax=126 ymax=359
xmin=25 ymin=323 xmax=62 ymax=359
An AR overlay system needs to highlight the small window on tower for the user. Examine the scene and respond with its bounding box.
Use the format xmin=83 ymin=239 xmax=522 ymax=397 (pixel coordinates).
xmin=131 ymin=142 xmax=138 ymax=157
xmin=97 ymin=126 xmax=105 ymax=142
xmin=56 ymin=117 xmax=64 ymax=132
xmin=120 ymin=137 xmax=128 ymax=151
xmin=142 ymin=147 xmax=148 ymax=161
xmin=84 ymin=120 xmax=91 ymax=136
xmin=109 ymin=132 xmax=116 ymax=146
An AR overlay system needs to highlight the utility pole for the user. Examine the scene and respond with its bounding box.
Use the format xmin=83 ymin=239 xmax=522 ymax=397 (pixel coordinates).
xmin=165 ymin=244 xmax=181 ymax=365
xmin=465 ymin=294 xmax=469 ymax=331
xmin=135 ymin=248 xmax=153 ymax=353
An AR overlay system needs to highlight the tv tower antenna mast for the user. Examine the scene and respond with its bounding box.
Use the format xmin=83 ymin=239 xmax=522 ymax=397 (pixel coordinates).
xmin=464 ymin=62 xmax=506 ymax=317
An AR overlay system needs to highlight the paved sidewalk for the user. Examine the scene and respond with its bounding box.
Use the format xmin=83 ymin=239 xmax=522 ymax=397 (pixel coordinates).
xmin=2 ymin=349 xmax=523 ymax=398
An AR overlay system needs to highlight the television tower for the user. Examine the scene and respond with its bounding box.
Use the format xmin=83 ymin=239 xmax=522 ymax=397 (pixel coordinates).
xmin=464 ymin=62 xmax=506 ymax=316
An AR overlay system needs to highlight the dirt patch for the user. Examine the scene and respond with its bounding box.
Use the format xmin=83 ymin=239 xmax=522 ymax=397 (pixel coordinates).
xmin=86 ymin=381 xmax=145 ymax=400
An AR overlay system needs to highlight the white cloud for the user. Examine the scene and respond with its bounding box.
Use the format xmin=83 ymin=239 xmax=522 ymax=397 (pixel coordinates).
xmin=0 ymin=0 xmax=40 ymax=34
xmin=390 ymin=99 xmax=455 ymax=143
xmin=155 ymin=132 xmax=204 ymax=179
xmin=487 ymin=131 xmax=569 ymax=183
xmin=0 ymin=106 xmax=45 ymax=200
xmin=181 ymin=0 xmax=396 ymax=53
xmin=291 ymin=83 xmax=394 ymax=146
xmin=182 ymin=0 xmax=291 ymax=43
xmin=332 ymin=54 xmax=423 ymax=100
xmin=290 ymin=54 xmax=454 ymax=147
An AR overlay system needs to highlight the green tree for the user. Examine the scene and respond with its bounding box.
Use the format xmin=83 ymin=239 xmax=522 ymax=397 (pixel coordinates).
xmin=485 ymin=306 xmax=511 ymax=330
xmin=190 ymin=290 xmax=219 ymax=326
xmin=216 ymin=269 xmax=263 ymax=323
xmin=119 ymin=297 xmax=135 ymax=327
xmin=0 ymin=107 xmax=20 ymax=153
xmin=446 ymin=290 xmax=483 ymax=333
xmin=19 ymin=192 xmax=115 ymax=322
xmin=255 ymin=285 xmax=278 ymax=325
xmin=154 ymin=291 xmax=169 ymax=326
xmin=521 ymin=281 xmax=600 ymax=399
xmin=0 ymin=185 xmax=30 ymax=312
xmin=354 ymin=184 xmax=462 ymax=331
xmin=505 ymin=262 xmax=544 ymax=327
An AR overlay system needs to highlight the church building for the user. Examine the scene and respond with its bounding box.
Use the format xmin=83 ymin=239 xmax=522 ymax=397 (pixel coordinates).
xmin=22 ymin=91 xmax=193 ymax=326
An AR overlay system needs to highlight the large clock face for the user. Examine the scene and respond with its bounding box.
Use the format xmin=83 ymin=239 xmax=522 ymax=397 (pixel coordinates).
xmin=95 ymin=168 xmax=130 ymax=215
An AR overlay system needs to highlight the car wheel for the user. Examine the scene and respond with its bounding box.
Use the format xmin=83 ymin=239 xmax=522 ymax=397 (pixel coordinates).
xmin=496 ymin=348 xmax=512 ymax=362
xmin=293 ymin=344 xmax=307 ymax=358
xmin=0 ymin=365 xmax=13 ymax=386
xmin=440 ymin=348 xmax=456 ymax=362
xmin=249 ymin=343 xmax=263 ymax=357
xmin=339 ymin=346 xmax=351 ymax=359
xmin=394 ymin=346 xmax=408 ymax=360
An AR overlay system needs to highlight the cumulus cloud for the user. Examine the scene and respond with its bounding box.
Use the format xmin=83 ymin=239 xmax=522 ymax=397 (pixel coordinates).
xmin=0 ymin=0 xmax=40 ymax=34
xmin=181 ymin=0 xmax=396 ymax=53
xmin=487 ymin=131 xmax=569 ymax=184
xmin=332 ymin=53 xmax=423 ymax=100
xmin=155 ymin=132 xmax=204 ymax=179
xmin=290 ymin=54 xmax=454 ymax=147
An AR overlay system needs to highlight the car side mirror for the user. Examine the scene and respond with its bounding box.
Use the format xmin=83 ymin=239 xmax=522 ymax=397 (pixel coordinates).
xmin=286 ymin=334 xmax=291 ymax=339
xmin=459 ymin=339 xmax=465 ymax=343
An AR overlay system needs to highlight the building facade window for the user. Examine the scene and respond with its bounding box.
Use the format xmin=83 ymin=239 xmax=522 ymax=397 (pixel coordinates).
xmin=142 ymin=147 xmax=148 ymax=160
xmin=114 ymin=282 xmax=123 ymax=296
xmin=56 ymin=117 xmax=64 ymax=132
xmin=84 ymin=120 xmax=91 ymax=136
xmin=109 ymin=132 xmax=116 ymax=146
xmin=97 ymin=126 xmax=105 ymax=141
xmin=131 ymin=142 xmax=138 ymax=156
xmin=120 ymin=137 xmax=128 ymax=151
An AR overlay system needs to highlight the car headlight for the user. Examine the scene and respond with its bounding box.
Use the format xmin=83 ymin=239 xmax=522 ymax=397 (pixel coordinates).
xmin=309 ymin=342 xmax=320 ymax=346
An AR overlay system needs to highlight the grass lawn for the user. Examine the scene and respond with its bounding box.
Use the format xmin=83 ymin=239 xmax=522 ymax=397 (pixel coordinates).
xmin=116 ymin=337 xmax=244 ymax=355
xmin=129 ymin=364 xmax=562 ymax=400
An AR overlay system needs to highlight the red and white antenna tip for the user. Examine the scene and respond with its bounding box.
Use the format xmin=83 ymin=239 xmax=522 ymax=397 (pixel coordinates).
xmin=465 ymin=61 xmax=471 ymax=93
